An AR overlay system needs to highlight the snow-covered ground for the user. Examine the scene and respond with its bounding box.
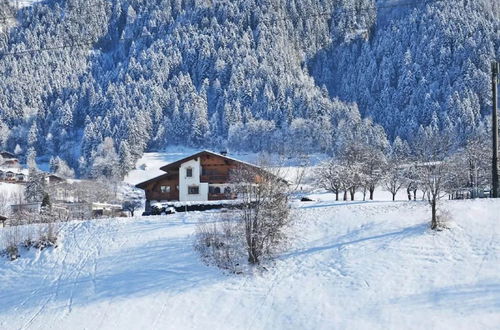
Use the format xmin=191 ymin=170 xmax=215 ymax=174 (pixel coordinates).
xmin=0 ymin=182 xmax=23 ymax=196
xmin=1 ymin=196 xmax=499 ymax=329
xmin=0 ymin=182 xmax=24 ymax=213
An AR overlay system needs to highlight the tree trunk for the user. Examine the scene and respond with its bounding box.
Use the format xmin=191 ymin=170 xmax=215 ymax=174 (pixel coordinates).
xmin=431 ymin=199 xmax=438 ymax=230
xmin=335 ymin=191 xmax=339 ymax=201
xmin=369 ymin=186 xmax=375 ymax=200
xmin=407 ymin=187 xmax=412 ymax=200
xmin=248 ymin=249 xmax=259 ymax=264
xmin=392 ymin=192 xmax=396 ymax=201
xmin=413 ymin=189 xmax=417 ymax=200
xmin=350 ymin=188 xmax=355 ymax=201
xmin=343 ymin=190 xmax=347 ymax=201
xmin=247 ymin=236 xmax=259 ymax=264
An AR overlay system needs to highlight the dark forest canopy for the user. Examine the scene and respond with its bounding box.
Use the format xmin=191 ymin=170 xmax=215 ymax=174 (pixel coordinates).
xmin=0 ymin=0 xmax=498 ymax=176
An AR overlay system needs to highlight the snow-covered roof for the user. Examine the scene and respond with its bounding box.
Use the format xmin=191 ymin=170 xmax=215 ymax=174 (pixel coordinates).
xmin=0 ymin=167 xmax=28 ymax=175
xmin=159 ymin=150 xmax=261 ymax=173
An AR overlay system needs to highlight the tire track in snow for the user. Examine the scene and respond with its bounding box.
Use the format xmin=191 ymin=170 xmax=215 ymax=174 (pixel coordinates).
xmin=18 ymin=222 xmax=85 ymax=330
xmin=20 ymin=220 xmax=116 ymax=329
xmin=13 ymin=222 xmax=84 ymax=313
xmin=20 ymin=222 xmax=92 ymax=329
xmin=58 ymin=220 xmax=119 ymax=321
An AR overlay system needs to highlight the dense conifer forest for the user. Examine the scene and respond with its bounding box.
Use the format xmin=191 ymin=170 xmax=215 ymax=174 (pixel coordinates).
xmin=0 ymin=0 xmax=498 ymax=176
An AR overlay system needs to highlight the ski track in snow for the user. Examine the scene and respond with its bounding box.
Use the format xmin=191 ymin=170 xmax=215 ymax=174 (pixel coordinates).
xmin=0 ymin=199 xmax=499 ymax=329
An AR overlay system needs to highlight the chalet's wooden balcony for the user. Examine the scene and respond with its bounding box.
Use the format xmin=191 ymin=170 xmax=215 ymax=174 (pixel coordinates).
xmin=200 ymin=175 xmax=229 ymax=183
xmin=208 ymin=193 xmax=237 ymax=201
xmin=146 ymin=191 xmax=179 ymax=202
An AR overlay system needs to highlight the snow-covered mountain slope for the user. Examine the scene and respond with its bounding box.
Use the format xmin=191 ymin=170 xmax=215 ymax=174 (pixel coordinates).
xmin=1 ymin=198 xmax=499 ymax=329
xmin=1 ymin=0 xmax=497 ymax=170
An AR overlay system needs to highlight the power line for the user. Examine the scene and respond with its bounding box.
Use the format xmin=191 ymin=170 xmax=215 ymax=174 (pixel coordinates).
xmin=0 ymin=37 xmax=97 ymax=56
xmin=0 ymin=0 xmax=455 ymax=57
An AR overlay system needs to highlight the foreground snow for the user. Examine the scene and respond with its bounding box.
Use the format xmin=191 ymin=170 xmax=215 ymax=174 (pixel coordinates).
xmin=0 ymin=198 xmax=499 ymax=329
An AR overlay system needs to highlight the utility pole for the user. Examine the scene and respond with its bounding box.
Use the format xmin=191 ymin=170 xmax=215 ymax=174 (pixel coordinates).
xmin=492 ymin=62 xmax=499 ymax=198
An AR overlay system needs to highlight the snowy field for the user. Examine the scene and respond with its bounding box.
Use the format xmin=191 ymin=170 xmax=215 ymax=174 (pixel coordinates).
xmin=1 ymin=197 xmax=499 ymax=329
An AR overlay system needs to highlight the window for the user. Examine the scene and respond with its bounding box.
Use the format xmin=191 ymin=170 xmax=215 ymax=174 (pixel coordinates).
xmin=210 ymin=186 xmax=221 ymax=194
xmin=160 ymin=185 xmax=170 ymax=193
xmin=186 ymin=167 xmax=193 ymax=177
xmin=224 ymin=187 xmax=232 ymax=194
xmin=188 ymin=186 xmax=199 ymax=194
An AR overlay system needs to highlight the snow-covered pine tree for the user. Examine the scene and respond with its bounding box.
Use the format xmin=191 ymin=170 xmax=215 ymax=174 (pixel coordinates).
xmin=25 ymin=169 xmax=46 ymax=203
xmin=26 ymin=147 xmax=37 ymax=169
xmin=90 ymin=137 xmax=120 ymax=180
xmin=118 ymin=140 xmax=134 ymax=179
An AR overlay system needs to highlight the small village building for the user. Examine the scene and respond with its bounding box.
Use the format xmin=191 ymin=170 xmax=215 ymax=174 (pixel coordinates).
xmin=2 ymin=159 xmax=20 ymax=167
xmin=46 ymin=174 xmax=65 ymax=185
xmin=0 ymin=151 xmax=16 ymax=160
xmin=16 ymin=173 xmax=26 ymax=182
xmin=136 ymin=150 xmax=264 ymax=209
xmin=11 ymin=202 xmax=42 ymax=214
xmin=91 ymin=203 xmax=123 ymax=218
xmin=5 ymin=171 xmax=15 ymax=181
xmin=9 ymin=201 xmax=123 ymax=221
xmin=0 ymin=168 xmax=29 ymax=183
xmin=0 ymin=151 xmax=20 ymax=169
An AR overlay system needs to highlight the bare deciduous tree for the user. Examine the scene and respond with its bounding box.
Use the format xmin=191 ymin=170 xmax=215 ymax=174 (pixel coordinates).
xmin=231 ymin=165 xmax=290 ymax=265
xmin=383 ymin=164 xmax=405 ymax=201
xmin=361 ymin=148 xmax=386 ymax=200
xmin=315 ymin=160 xmax=344 ymax=201
xmin=195 ymin=161 xmax=291 ymax=270
xmin=122 ymin=199 xmax=141 ymax=216
xmin=413 ymin=128 xmax=455 ymax=230
xmin=417 ymin=161 xmax=452 ymax=230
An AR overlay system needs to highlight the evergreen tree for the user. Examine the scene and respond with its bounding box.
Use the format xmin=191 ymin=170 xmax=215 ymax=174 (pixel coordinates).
xmin=25 ymin=169 xmax=46 ymax=203
xmin=26 ymin=147 xmax=37 ymax=169
xmin=118 ymin=140 xmax=134 ymax=179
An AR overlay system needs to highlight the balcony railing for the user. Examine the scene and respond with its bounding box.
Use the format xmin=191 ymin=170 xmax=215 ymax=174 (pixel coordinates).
xmin=208 ymin=193 xmax=237 ymax=201
xmin=200 ymin=175 xmax=229 ymax=183
xmin=146 ymin=191 xmax=179 ymax=201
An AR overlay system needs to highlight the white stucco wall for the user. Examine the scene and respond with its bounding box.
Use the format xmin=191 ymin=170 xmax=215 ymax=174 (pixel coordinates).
xmin=179 ymin=158 xmax=209 ymax=202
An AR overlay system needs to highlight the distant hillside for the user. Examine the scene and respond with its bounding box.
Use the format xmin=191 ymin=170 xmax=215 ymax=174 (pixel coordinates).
xmin=0 ymin=0 xmax=498 ymax=175
xmin=310 ymin=0 xmax=499 ymax=141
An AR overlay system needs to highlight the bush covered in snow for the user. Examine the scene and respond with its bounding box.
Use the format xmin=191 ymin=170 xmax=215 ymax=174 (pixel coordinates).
xmin=1 ymin=222 xmax=59 ymax=260
xmin=194 ymin=218 xmax=244 ymax=273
